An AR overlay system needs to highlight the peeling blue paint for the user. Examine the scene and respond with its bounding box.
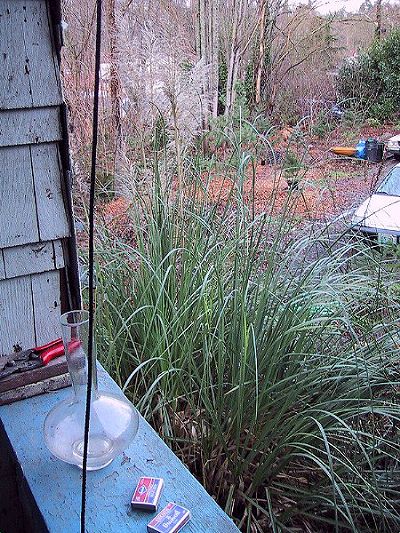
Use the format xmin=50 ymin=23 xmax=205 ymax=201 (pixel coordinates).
xmin=0 ymin=366 xmax=239 ymax=532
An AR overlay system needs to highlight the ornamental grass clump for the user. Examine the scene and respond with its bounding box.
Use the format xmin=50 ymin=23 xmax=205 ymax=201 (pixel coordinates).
xmin=94 ymin=155 xmax=400 ymax=532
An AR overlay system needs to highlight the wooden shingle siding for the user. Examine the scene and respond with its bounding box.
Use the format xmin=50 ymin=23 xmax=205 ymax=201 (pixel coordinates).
xmin=0 ymin=252 xmax=5 ymax=280
xmin=3 ymin=240 xmax=65 ymax=279
xmin=0 ymin=143 xmax=69 ymax=249
xmin=3 ymin=241 xmax=55 ymax=279
xmin=0 ymin=1 xmax=31 ymax=109
xmin=0 ymin=107 xmax=62 ymax=147
xmin=31 ymin=143 xmax=69 ymax=241
xmin=0 ymin=0 xmax=80 ymax=360
xmin=0 ymin=145 xmax=40 ymax=248
xmin=53 ymin=239 xmax=64 ymax=269
xmin=0 ymin=270 xmax=61 ymax=354
xmin=31 ymin=270 xmax=61 ymax=345
xmin=0 ymin=0 xmax=62 ymax=110
xmin=22 ymin=1 xmax=62 ymax=108
xmin=0 ymin=276 xmax=36 ymax=353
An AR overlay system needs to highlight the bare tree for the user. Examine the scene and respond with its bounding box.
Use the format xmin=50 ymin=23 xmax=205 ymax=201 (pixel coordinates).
xmin=375 ymin=0 xmax=382 ymax=39
xmin=255 ymin=0 xmax=267 ymax=106
xmin=221 ymin=0 xmax=259 ymax=115
xmin=254 ymin=0 xmax=285 ymax=109
xmin=194 ymin=0 xmax=219 ymax=120
xmin=106 ymin=0 xmax=124 ymax=189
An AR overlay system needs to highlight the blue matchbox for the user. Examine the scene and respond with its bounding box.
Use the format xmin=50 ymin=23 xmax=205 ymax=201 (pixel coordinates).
xmin=147 ymin=502 xmax=191 ymax=533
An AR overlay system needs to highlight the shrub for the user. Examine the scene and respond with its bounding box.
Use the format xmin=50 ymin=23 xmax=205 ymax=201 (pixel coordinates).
xmin=337 ymin=29 xmax=400 ymax=121
xmin=311 ymin=109 xmax=335 ymax=138
xmin=209 ymin=81 xmax=258 ymax=150
xmin=369 ymin=98 xmax=396 ymax=122
xmin=366 ymin=117 xmax=382 ymax=128
xmin=283 ymin=150 xmax=303 ymax=190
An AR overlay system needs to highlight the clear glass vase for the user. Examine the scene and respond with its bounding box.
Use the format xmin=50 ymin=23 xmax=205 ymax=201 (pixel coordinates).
xmin=44 ymin=310 xmax=139 ymax=470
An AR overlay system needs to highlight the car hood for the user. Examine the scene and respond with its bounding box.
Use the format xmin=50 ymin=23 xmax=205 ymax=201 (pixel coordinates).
xmin=352 ymin=194 xmax=400 ymax=232
xmin=388 ymin=134 xmax=400 ymax=143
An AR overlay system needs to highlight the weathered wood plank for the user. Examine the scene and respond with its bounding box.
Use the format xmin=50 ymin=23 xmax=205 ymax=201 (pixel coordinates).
xmin=31 ymin=270 xmax=61 ymax=346
xmin=0 ymin=251 xmax=5 ymax=281
xmin=31 ymin=143 xmax=70 ymax=241
xmin=0 ymin=1 xmax=33 ymax=109
xmin=0 ymin=354 xmax=68 ymax=396
xmin=3 ymin=241 xmax=57 ymax=279
xmin=0 ymin=0 xmax=62 ymax=110
xmin=0 ymin=371 xmax=70 ymax=405
xmin=0 ymin=107 xmax=62 ymax=147
xmin=23 ymin=0 xmax=62 ymax=108
xmin=53 ymin=239 xmax=65 ymax=270
xmin=0 ymin=145 xmax=39 ymax=248
xmin=0 ymin=276 xmax=35 ymax=355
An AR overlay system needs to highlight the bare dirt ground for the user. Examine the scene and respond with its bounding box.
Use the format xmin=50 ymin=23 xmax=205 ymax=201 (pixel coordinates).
xmin=206 ymin=124 xmax=398 ymax=221
xmin=101 ymin=124 xmax=399 ymax=233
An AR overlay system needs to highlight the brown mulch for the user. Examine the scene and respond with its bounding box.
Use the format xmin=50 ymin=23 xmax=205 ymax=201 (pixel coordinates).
xmin=205 ymin=158 xmax=392 ymax=221
xmin=204 ymin=123 xmax=397 ymax=220
xmin=99 ymin=124 xmax=399 ymax=231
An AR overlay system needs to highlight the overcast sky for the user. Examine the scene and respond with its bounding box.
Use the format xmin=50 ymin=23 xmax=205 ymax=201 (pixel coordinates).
xmin=315 ymin=0 xmax=364 ymax=13
xmin=314 ymin=0 xmax=365 ymax=13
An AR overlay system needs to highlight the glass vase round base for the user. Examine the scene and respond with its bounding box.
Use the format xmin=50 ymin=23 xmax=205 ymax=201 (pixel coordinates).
xmin=44 ymin=310 xmax=139 ymax=470
xmin=72 ymin=436 xmax=114 ymax=471
xmin=44 ymin=391 xmax=139 ymax=471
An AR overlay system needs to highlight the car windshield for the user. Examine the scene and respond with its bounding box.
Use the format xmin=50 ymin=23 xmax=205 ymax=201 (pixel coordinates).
xmin=377 ymin=166 xmax=400 ymax=196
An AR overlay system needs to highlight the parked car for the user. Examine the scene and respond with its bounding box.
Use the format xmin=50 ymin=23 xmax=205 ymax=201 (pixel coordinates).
xmin=351 ymin=163 xmax=400 ymax=244
xmin=386 ymin=134 xmax=400 ymax=159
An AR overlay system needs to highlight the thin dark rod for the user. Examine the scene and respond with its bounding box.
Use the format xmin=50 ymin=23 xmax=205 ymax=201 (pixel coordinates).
xmin=81 ymin=0 xmax=103 ymax=531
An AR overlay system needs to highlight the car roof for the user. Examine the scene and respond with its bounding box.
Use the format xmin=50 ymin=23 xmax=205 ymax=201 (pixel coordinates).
xmin=389 ymin=134 xmax=400 ymax=142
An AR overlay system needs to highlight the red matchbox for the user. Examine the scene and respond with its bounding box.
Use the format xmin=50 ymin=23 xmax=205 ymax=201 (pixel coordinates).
xmin=131 ymin=477 xmax=164 ymax=512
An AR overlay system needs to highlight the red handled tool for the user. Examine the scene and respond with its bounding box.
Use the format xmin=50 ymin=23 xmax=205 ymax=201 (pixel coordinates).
xmin=0 ymin=338 xmax=80 ymax=380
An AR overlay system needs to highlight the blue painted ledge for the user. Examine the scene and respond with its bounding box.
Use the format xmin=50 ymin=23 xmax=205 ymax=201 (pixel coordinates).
xmin=0 ymin=366 xmax=239 ymax=533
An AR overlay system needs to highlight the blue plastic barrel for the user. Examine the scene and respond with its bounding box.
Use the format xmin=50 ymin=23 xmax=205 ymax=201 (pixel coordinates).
xmin=356 ymin=140 xmax=367 ymax=160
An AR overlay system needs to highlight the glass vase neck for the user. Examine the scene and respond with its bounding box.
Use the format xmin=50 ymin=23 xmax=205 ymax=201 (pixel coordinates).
xmin=60 ymin=310 xmax=98 ymax=400
xmin=45 ymin=309 xmax=139 ymax=470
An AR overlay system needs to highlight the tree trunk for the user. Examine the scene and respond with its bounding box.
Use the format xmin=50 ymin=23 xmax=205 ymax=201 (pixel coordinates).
xmin=106 ymin=0 xmax=124 ymax=192
xmin=224 ymin=1 xmax=239 ymax=116
xmin=195 ymin=0 xmax=219 ymax=151
xmin=224 ymin=47 xmax=236 ymax=115
xmin=375 ymin=0 xmax=382 ymax=40
xmin=210 ymin=0 xmax=219 ymax=117
xmin=255 ymin=0 xmax=267 ymax=105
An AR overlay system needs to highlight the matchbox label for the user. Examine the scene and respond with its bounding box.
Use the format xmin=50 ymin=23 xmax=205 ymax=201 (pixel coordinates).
xmin=147 ymin=503 xmax=191 ymax=533
xmin=132 ymin=477 xmax=164 ymax=511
